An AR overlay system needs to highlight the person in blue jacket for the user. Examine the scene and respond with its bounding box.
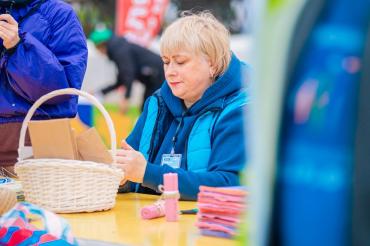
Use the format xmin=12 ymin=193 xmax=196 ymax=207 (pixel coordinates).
xmin=115 ymin=12 xmax=248 ymax=200
xmin=0 ymin=0 xmax=88 ymax=174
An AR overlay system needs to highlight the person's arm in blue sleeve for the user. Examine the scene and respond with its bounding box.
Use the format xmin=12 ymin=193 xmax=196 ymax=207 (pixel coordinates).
xmin=142 ymin=105 xmax=247 ymax=200
xmin=5 ymin=6 xmax=87 ymax=104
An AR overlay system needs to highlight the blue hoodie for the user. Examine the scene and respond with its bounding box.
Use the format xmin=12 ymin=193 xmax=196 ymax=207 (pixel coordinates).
xmin=0 ymin=0 xmax=88 ymax=123
xmin=127 ymin=54 xmax=248 ymax=200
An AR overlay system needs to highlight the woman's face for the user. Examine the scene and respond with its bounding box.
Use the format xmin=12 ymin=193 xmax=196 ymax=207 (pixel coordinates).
xmin=162 ymin=49 xmax=214 ymax=107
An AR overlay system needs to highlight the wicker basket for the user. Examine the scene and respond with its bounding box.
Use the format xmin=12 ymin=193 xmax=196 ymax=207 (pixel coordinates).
xmin=0 ymin=187 xmax=17 ymax=215
xmin=14 ymin=88 xmax=124 ymax=213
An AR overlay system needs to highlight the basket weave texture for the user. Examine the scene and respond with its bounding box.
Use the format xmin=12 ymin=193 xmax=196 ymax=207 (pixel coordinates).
xmin=0 ymin=187 xmax=17 ymax=215
xmin=15 ymin=160 xmax=123 ymax=213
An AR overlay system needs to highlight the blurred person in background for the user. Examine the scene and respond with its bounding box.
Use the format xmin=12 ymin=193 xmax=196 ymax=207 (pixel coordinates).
xmin=0 ymin=0 xmax=88 ymax=175
xmin=115 ymin=11 xmax=249 ymax=200
xmin=89 ymin=28 xmax=165 ymax=113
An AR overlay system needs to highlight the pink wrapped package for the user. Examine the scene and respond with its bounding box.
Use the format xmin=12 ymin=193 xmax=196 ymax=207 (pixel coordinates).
xmin=140 ymin=200 xmax=165 ymax=220
xmin=163 ymin=173 xmax=179 ymax=222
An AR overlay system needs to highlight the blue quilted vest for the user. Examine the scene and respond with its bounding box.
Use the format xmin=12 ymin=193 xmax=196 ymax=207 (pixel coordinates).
xmin=139 ymin=90 xmax=248 ymax=172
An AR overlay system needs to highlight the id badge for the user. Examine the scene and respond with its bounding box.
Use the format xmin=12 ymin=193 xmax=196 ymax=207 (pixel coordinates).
xmin=161 ymin=153 xmax=182 ymax=169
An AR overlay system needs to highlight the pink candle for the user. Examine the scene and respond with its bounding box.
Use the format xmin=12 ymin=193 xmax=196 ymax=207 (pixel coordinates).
xmin=163 ymin=173 xmax=179 ymax=222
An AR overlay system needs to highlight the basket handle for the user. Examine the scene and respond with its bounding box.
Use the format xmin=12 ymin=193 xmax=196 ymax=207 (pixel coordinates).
xmin=17 ymin=88 xmax=117 ymax=162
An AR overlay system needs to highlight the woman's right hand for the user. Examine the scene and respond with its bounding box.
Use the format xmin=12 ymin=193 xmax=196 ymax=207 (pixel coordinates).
xmin=0 ymin=14 xmax=20 ymax=49
xmin=116 ymin=140 xmax=147 ymax=183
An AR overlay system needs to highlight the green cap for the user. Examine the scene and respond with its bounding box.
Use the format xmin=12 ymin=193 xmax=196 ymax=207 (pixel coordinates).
xmin=89 ymin=28 xmax=113 ymax=45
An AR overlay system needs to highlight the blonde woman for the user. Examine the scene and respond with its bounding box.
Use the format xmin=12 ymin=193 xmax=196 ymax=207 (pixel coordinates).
xmin=116 ymin=11 xmax=249 ymax=200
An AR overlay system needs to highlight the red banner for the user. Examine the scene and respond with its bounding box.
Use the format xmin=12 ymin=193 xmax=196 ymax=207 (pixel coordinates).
xmin=115 ymin=0 xmax=169 ymax=47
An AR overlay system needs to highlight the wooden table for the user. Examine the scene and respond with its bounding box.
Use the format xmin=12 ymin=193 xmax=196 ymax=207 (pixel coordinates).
xmin=61 ymin=193 xmax=238 ymax=246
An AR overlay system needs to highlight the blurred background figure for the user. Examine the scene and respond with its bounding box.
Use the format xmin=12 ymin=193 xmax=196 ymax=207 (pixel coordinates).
xmin=89 ymin=27 xmax=165 ymax=113
xmin=248 ymin=0 xmax=370 ymax=246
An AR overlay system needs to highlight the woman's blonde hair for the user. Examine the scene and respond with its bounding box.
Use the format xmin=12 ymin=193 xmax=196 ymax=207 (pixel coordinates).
xmin=160 ymin=11 xmax=231 ymax=77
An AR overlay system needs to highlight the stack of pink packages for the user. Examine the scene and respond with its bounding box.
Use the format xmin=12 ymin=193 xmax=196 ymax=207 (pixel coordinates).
xmin=196 ymin=186 xmax=247 ymax=239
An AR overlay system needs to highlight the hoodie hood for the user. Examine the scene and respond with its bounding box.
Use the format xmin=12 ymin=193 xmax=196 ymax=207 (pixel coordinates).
xmin=160 ymin=53 xmax=246 ymax=118
xmin=0 ymin=0 xmax=44 ymax=22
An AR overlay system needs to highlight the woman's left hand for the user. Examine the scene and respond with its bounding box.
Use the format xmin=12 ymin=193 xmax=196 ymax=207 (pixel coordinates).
xmin=116 ymin=140 xmax=147 ymax=183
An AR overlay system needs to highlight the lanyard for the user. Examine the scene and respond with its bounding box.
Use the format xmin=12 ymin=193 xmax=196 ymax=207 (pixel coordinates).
xmin=171 ymin=111 xmax=187 ymax=154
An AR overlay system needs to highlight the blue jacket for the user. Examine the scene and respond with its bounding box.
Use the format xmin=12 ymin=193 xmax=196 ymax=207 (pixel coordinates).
xmin=127 ymin=54 xmax=248 ymax=200
xmin=0 ymin=0 xmax=88 ymax=123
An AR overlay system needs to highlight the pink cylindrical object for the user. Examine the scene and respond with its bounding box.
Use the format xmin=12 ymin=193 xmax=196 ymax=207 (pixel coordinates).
xmin=163 ymin=173 xmax=179 ymax=222
xmin=140 ymin=200 xmax=165 ymax=219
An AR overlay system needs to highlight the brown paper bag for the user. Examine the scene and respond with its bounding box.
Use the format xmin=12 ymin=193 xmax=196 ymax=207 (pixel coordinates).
xmin=28 ymin=119 xmax=77 ymax=159
xmin=76 ymin=127 xmax=113 ymax=164
xmin=70 ymin=128 xmax=82 ymax=160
